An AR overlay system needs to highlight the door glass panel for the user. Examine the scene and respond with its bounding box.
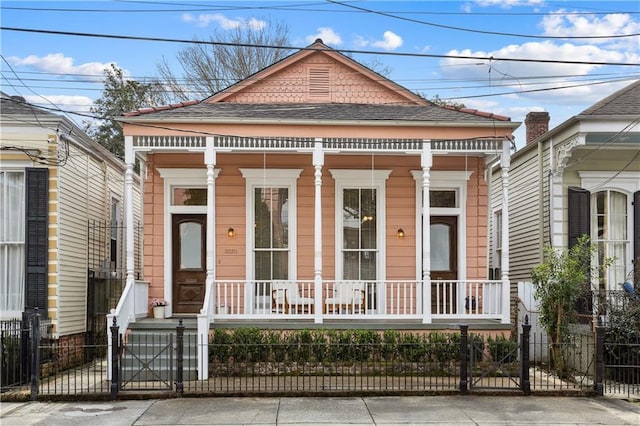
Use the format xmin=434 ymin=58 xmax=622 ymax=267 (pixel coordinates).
xmin=431 ymin=223 xmax=450 ymax=270
xmin=179 ymin=222 xmax=202 ymax=269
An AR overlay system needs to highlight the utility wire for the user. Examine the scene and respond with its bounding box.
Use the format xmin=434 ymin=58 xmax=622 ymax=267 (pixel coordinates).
xmin=2 ymin=27 xmax=638 ymax=67
xmin=327 ymin=0 xmax=640 ymax=40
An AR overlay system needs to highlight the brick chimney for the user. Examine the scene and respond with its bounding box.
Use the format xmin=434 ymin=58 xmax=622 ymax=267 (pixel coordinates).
xmin=525 ymin=111 xmax=550 ymax=145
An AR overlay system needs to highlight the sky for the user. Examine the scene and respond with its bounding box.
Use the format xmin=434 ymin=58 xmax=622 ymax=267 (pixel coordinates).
xmin=1 ymin=0 xmax=639 ymax=149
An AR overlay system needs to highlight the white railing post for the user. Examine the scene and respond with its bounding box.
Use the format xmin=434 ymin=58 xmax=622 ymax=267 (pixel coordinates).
xmin=313 ymin=138 xmax=324 ymax=323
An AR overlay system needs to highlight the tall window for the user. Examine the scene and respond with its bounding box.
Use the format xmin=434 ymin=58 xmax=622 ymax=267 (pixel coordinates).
xmin=592 ymin=190 xmax=628 ymax=290
xmin=343 ymin=188 xmax=377 ymax=280
xmin=0 ymin=170 xmax=25 ymax=316
xmin=254 ymin=187 xmax=289 ymax=281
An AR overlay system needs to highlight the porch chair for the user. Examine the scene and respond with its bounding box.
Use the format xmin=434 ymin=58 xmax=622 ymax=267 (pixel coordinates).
xmin=271 ymin=282 xmax=315 ymax=314
xmin=324 ymin=281 xmax=366 ymax=314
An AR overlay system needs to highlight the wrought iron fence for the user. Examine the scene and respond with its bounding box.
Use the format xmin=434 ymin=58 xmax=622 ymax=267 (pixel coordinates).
xmin=2 ymin=318 xmax=636 ymax=400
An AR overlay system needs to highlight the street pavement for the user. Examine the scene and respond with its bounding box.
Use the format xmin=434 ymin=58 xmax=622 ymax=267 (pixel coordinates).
xmin=1 ymin=395 xmax=639 ymax=425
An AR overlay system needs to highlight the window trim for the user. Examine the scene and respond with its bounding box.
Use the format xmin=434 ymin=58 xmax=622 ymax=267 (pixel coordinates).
xmin=240 ymin=169 xmax=302 ymax=282
xmin=412 ymin=170 xmax=472 ymax=281
xmin=330 ymin=169 xmax=391 ymax=282
xmin=579 ymin=171 xmax=640 ymax=288
xmin=158 ymin=168 xmax=219 ymax=307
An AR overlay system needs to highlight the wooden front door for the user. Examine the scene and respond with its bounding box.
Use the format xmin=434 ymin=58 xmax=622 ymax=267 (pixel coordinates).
xmin=430 ymin=216 xmax=458 ymax=313
xmin=172 ymin=214 xmax=206 ymax=314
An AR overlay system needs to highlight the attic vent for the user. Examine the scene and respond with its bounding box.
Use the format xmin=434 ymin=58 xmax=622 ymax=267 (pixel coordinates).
xmin=308 ymin=67 xmax=330 ymax=99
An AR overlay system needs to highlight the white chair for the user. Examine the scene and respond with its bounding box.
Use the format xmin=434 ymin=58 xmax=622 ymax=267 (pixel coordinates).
xmin=324 ymin=281 xmax=366 ymax=314
xmin=271 ymin=282 xmax=314 ymax=314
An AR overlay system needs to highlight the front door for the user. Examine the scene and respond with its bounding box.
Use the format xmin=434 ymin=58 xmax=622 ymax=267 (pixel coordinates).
xmin=172 ymin=214 xmax=206 ymax=314
xmin=430 ymin=216 xmax=458 ymax=313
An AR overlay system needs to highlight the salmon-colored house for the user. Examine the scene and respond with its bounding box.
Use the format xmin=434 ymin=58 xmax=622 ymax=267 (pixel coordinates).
xmin=114 ymin=40 xmax=519 ymax=378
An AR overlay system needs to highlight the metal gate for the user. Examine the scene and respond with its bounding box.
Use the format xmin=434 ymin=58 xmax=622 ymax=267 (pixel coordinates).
xmin=469 ymin=336 xmax=521 ymax=390
xmin=120 ymin=333 xmax=174 ymax=391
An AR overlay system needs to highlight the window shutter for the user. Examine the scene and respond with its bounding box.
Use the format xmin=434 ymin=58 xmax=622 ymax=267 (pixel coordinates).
xmin=568 ymin=186 xmax=590 ymax=248
xmin=634 ymin=190 xmax=640 ymax=280
xmin=25 ymin=167 xmax=48 ymax=316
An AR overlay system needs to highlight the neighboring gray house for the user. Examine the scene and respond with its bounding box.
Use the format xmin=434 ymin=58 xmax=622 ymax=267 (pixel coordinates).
xmin=0 ymin=93 xmax=142 ymax=346
xmin=491 ymin=80 xmax=640 ymax=325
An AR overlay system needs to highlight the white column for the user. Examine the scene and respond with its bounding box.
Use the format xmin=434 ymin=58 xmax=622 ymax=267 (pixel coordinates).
xmin=313 ymin=138 xmax=324 ymax=323
xmin=124 ymin=136 xmax=136 ymax=321
xmin=198 ymin=137 xmax=216 ymax=380
xmin=500 ymin=139 xmax=511 ymax=324
xmin=205 ymin=137 xmax=217 ymax=316
xmin=421 ymin=141 xmax=432 ymax=324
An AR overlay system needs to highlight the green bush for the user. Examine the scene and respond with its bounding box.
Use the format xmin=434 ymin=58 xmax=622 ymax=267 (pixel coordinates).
xmin=208 ymin=328 xmax=468 ymax=366
xmin=487 ymin=334 xmax=518 ymax=363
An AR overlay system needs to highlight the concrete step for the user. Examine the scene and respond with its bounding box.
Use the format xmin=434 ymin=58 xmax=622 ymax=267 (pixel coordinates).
xmin=121 ymin=319 xmax=199 ymax=382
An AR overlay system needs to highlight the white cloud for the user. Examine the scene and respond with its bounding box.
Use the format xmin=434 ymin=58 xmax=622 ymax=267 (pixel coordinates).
xmin=372 ymin=31 xmax=403 ymax=51
xmin=25 ymin=94 xmax=93 ymax=113
xmin=354 ymin=31 xmax=403 ymax=51
xmin=441 ymin=41 xmax=638 ymax=81
xmin=305 ymin=28 xmax=342 ymax=46
xmin=181 ymin=13 xmax=265 ymax=30
xmin=7 ymin=53 xmax=116 ymax=82
xmin=473 ymin=0 xmax=544 ymax=8
xmin=541 ymin=10 xmax=640 ymax=45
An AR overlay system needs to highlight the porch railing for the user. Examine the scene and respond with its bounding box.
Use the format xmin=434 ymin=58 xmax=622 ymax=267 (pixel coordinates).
xmin=200 ymin=280 xmax=503 ymax=321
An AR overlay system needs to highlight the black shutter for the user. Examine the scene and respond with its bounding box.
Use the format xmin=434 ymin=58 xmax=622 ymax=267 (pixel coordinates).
xmin=634 ymin=190 xmax=640 ymax=282
xmin=24 ymin=168 xmax=48 ymax=317
xmin=568 ymin=187 xmax=590 ymax=248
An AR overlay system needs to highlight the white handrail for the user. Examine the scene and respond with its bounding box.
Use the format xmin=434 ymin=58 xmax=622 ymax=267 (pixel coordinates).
xmin=197 ymin=280 xmax=215 ymax=380
xmin=106 ymin=279 xmax=148 ymax=380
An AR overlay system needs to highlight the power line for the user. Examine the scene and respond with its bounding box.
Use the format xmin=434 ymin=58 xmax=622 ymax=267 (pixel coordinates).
xmin=2 ymin=26 xmax=639 ymax=67
xmin=327 ymin=0 xmax=640 ymax=40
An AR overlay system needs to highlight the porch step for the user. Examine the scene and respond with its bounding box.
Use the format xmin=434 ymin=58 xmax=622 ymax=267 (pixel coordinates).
xmin=122 ymin=318 xmax=198 ymax=382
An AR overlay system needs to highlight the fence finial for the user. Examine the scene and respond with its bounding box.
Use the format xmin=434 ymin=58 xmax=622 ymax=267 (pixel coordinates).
xmin=524 ymin=314 xmax=529 ymax=325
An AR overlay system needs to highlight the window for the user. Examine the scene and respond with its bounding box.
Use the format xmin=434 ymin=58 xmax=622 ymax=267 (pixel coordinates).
xmin=0 ymin=170 xmax=25 ymax=316
xmin=172 ymin=187 xmax=207 ymax=206
xmin=430 ymin=190 xmax=457 ymax=208
xmin=592 ymin=190 xmax=628 ymax=290
xmin=342 ymin=188 xmax=377 ymax=280
xmin=241 ymin=168 xmax=301 ymax=282
xmin=332 ymin=169 xmax=391 ymax=282
xmin=492 ymin=210 xmax=502 ymax=279
xmin=110 ymin=197 xmax=120 ymax=271
xmin=254 ymin=187 xmax=290 ymax=281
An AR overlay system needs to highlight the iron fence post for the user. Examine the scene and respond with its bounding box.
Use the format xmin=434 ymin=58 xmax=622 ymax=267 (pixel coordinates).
xmin=110 ymin=317 xmax=119 ymax=400
xmin=520 ymin=315 xmax=531 ymax=395
xmin=459 ymin=324 xmax=468 ymax=394
xmin=21 ymin=311 xmax=30 ymax=384
xmin=29 ymin=308 xmax=40 ymax=401
xmin=595 ymin=317 xmax=605 ymax=396
xmin=176 ymin=319 xmax=184 ymax=397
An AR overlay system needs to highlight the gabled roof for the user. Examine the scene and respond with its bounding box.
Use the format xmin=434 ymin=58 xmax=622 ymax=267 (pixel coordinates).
xmin=579 ymin=79 xmax=640 ymax=117
xmin=122 ymin=40 xmax=513 ymax=125
xmin=203 ymin=39 xmax=428 ymax=105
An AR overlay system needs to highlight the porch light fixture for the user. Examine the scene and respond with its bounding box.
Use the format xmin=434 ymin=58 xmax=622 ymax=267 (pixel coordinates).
xmin=397 ymin=228 xmax=405 ymax=238
xmin=227 ymin=227 xmax=235 ymax=238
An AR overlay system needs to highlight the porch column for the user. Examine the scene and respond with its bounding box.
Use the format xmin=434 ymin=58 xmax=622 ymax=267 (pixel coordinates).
xmin=313 ymin=138 xmax=324 ymax=323
xmin=500 ymin=139 xmax=511 ymax=324
xmin=124 ymin=136 xmax=136 ymax=321
xmin=205 ymin=137 xmax=217 ymax=317
xmin=421 ymin=141 xmax=432 ymax=324
xmin=198 ymin=137 xmax=216 ymax=380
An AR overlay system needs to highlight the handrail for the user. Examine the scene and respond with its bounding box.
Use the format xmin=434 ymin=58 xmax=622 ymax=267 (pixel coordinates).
xmin=197 ymin=280 xmax=215 ymax=380
xmin=106 ymin=279 xmax=148 ymax=380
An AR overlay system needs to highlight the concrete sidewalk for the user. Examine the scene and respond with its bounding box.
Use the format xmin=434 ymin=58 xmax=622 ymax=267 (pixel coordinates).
xmin=2 ymin=395 xmax=639 ymax=425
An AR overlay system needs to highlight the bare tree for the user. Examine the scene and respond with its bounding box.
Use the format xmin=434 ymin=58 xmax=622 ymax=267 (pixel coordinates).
xmin=156 ymin=18 xmax=292 ymax=102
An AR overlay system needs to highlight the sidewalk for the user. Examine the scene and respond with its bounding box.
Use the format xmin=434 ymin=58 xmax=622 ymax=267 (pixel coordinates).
xmin=2 ymin=395 xmax=639 ymax=425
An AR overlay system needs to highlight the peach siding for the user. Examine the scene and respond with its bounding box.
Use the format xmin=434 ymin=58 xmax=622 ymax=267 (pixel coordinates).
xmin=144 ymin=153 xmax=489 ymax=295
xmin=220 ymin=52 xmax=411 ymax=105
